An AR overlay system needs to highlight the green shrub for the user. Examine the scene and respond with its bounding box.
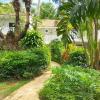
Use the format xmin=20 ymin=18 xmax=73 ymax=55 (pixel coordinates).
xmin=20 ymin=30 xmax=44 ymax=48
xmin=39 ymin=65 xmax=100 ymax=100
xmin=64 ymin=48 xmax=88 ymax=67
xmin=49 ymin=40 xmax=87 ymax=66
xmin=50 ymin=39 xmax=64 ymax=63
xmin=0 ymin=47 xmax=51 ymax=80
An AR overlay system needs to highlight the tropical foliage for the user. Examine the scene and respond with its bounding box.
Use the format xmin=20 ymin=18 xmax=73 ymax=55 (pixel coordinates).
xmin=57 ymin=16 xmax=74 ymax=49
xmin=53 ymin=0 xmax=100 ymax=69
xmin=40 ymin=2 xmax=57 ymax=19
xmin=65 ymin=50 xmax=87 ymax=67
xmin=40 ymin=65 xmax=100 ymax=100
xmin=20 ymin=30 xmax=44 ymax=48
xmin=0 ymin=3 xmax=14 ymax=14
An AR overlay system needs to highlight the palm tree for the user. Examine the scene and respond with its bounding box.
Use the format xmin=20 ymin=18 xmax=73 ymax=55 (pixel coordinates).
xmin=12 ymin=0 xmax=20 ymax=36
xmin=54 ymin=0 xmax=100 ymax=69
xmin=1 ymin=0 xmax=32 ymax=49
xmin=19 ymin=0 xmax=31 ymax=39
xmin=69 ymin=0 xmax=100 ymax=69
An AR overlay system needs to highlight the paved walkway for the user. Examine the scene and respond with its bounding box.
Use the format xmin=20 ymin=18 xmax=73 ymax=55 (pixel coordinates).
xmin=3 ymin=61 xmax=60 ymax=100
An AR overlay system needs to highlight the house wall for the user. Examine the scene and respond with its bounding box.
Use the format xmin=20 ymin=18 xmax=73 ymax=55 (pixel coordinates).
xmin=0 ymin=15 xmax=15 ymax=35
xmin=0 ymin=15 xmax=25 ymax=35
xmin=38 ymin=27 xmax=61 ymax=44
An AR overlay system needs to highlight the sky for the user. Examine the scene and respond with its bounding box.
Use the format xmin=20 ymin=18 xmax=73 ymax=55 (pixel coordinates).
xmin=0 ymin=0 xmax=52 ymax=3
xmin=0 ymin=0 xmax=57 ymax=8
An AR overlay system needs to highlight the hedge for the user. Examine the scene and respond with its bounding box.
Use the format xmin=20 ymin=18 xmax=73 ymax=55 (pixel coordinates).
xmin=64 ymin=50 xmax=88 ymax=67
xmin=0 ymin=47 xmax=51 ymax=80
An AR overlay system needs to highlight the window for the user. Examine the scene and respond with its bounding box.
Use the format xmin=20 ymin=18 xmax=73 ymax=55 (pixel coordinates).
xmin=45 ymin=30 xmax=48 ymax=32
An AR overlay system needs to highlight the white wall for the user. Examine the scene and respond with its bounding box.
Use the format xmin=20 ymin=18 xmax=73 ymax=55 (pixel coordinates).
xmin=38 ymin=27 xmax=61 ymax=44
xmin=0 ymin=16 xmax=15 ymax=35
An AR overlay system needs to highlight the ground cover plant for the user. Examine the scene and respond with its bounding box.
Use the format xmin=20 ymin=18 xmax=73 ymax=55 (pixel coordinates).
xmin=0 ymin=47 xmax=51 ymax=80
xmin=0 ymin=80 xmax=29 ymax=100
xmin=39 ymin=65 xmax=100 ymax=100
xmin=64 ymin=47 xmax=88 ymax=67
xmin=50 ymin=39 xmax=64 ymax=63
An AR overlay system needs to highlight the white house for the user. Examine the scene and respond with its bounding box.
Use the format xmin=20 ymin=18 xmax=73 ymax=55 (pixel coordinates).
xmin=37 ymin=19 xmax=61 ymax=44
xmin=0 ymin=14 xmax=100 ymax=44
xmin=0 ymin=14 xmax=15 ymax=35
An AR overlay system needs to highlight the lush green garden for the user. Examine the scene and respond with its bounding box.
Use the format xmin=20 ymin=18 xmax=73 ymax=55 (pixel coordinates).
xmin=40 ymin=66 xmax=100 ymax=100
xmin=0 ymin=0 xmax=100 ymax=100
xmin=39 ymin=0 xmax=100 ymax=100
xmin=0 ymin=30 xmax=51 ymax=98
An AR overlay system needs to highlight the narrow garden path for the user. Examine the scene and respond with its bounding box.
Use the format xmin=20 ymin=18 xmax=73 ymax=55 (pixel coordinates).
xmin=3 ymin=61 xmax=60 ymax=100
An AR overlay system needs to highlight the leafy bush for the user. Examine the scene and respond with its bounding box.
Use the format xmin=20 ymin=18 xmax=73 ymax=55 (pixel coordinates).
xmin=20 ymin=30 xmax=44 ymax=48
xmin=70 ymin=51 xmax=87 ymax=67
xmin=65 ymin=49 xmax=88 ymax=67
xmin=0 ymin=47 xmax=51 ymax=80
xmin=50 ymin=39 xmax=64 ymax=63
xmin=50 ymin=40 xmax=87 ymax=66
xmin=39 ymin=66 xmax=100 ymax=100
xmin=68 ymin=44 xmax=83 ymax=53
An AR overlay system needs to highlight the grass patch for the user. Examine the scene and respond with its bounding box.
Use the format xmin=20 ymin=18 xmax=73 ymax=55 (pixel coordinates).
xmin=0 ymin=80 xmax=29 ymax=99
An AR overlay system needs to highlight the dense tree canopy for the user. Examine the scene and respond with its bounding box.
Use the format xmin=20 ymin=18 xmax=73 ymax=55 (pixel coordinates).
xmin=0 ymin=3 xmax=14 ymax=14
xmin=40 ymin=2 xmax=57 ymax=19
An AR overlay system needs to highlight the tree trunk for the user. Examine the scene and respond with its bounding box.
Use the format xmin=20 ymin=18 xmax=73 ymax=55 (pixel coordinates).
xmin=18 ymin=10 xmax=30 ymax=40
xmin=0 ymin=0 xmax=31 ymax=50
xmin=79 ymin=24 xmax=89 ymax=67
xmin=17 ymin=0 xmax=31 ymax=40
xmin=85 ymin=19 xmax=97 ymax=68
xmin=93 ymin=19 xmax=99 ymax=69
xmin=15 ymin=11 xmax=20 ymax=36
xmin=2 ymin=0 xmax=31 ymax=50
xmin=12 ymin=0 xmax=20 ymax=35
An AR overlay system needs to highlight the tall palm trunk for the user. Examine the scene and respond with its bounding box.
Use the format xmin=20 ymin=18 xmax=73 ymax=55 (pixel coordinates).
xmin=86 ymin=19 xmax=94 ymax=68
xmin=4 ymin=0 xmax=21 ymax=49
xmin=79 ymin=24 xmax=89 ymax=66
xmin=12 ymin=0 xmax=20 ymax=36
xmin=19 ymin=0 xmax=31 ymax=39
xmin=93 ymin=19 xmax=99 ymax=69
xmin=0 ymin=0 xmax=41 ymax=49
xmin=2 ymin=0 xmax=32 ymax=49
